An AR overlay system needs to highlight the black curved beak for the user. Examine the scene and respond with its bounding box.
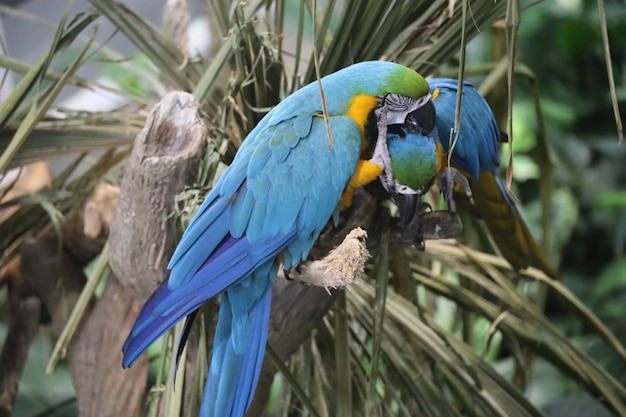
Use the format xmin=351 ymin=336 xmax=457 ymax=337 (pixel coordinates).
xmin=393 ymin=192 xmax=418 ymax=226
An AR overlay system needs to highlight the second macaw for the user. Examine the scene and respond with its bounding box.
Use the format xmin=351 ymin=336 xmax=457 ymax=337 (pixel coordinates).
xmin=383 ymin=104 xmax=471 ymax=226
xmin=429 ymin=78 xmax=557 ymax=279
xmin=121 ymin=61 xmax=435 ymax=417
xmin=384 ymin=118 xmax=440 ymax=224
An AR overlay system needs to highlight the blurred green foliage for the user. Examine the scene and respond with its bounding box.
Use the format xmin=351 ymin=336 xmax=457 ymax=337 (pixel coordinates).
xmin=516 ymin=0 xmax=625 ymax=298
xmin=502 ymin=0 xmax=626 ymax=410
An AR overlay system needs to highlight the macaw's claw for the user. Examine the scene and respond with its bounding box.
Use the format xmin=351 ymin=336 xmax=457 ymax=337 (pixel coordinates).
xmin=417 ymin=201 xmax=432 ymax=214
xmin=283 ymin=265 xmax=302 ymax=281
xmin=439 ymin=166 xmax=474 ymax=210
xmin=404 ymin=200 xmax=431 ymax=250
xmin=412 ymin=202 xmax=432 ymax=250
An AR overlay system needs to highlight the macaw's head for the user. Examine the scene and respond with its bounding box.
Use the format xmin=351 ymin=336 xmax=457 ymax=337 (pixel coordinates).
xmin=347 ymin=62 xmax=437 ymax=224
xmin=328 ymin=62 xmax=438 ymax=223
xmin=365 ymin=62 xmax=434 ymax=136
xmin=355 ymin=62 xmax=435 ymax=150
xmin=321 ymin=61 xmax=432 ymax=142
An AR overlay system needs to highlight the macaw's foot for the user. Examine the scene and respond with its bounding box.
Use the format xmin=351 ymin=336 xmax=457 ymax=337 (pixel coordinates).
xmin=283 ymin=265 xmax=302 ymax=281
xmin=404 ymin=201 xmax=431 ymax=250
xmin=439 ymin=167 xmax=474 ymax=210
xmin=389 ymin=205 xmax=463 ymax=251
xmin=284 ymin=270 xmax=294 ymax=281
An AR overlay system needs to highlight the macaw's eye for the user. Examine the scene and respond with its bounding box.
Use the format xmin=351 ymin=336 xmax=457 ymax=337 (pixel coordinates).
xmin=405 ymin=100 xmax=436 ymax=136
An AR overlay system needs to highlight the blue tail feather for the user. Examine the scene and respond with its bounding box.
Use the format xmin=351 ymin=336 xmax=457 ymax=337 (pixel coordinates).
xmin=493 ymin=173 xmax=516 ymax=208
xmin=200 ymin=264 xmax=275 ymax=417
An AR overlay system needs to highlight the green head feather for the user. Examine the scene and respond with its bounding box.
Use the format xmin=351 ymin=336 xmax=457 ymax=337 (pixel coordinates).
xmin=385 ymin=64 xmax=430 ymax=100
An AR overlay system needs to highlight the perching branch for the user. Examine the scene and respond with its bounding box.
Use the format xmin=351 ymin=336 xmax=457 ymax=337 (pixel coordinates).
xmin=286 ymin=209 xmax=463 ymax=290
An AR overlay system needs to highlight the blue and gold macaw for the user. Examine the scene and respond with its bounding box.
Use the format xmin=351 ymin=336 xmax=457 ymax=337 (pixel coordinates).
xmin=121 ymin=61 xmax=435 ymax=417
xmin=383 ymin=104 xmax=471 ymax=226
xmin=428 ymin=78 xmax=557 ymax=279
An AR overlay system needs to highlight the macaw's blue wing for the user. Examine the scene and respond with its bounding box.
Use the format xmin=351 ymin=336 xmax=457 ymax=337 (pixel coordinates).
xmin=428 ymin=78 xmax=557 ymax=279
xmin=428 ymin=78 xmax=501 ymax=179
xmin=122 ymin=106 xmax=363 ymax=417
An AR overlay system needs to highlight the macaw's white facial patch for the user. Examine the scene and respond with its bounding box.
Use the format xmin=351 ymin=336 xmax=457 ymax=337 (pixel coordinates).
xmin=376 ymin=93 xmax=432 ymax=126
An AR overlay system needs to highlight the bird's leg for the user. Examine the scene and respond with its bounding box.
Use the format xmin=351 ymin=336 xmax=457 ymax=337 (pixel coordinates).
xmin=438 ymin=166 xmax=474 ymax=210
xmin=389 ymin=200 xmax=431 ymax=250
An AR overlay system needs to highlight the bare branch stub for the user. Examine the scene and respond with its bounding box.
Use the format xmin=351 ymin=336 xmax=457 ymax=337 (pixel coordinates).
xmin=109 ymin=91 xmax=207 ymax=301
xmin=290 ymin=227 xmax=370 ymax=290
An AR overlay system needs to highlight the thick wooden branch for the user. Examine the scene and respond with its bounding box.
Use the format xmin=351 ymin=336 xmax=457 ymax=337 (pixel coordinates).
xmin=390 ymin=210 xmax=463 ymax=248
xmin=70 ymin=274 xmax=148 ymax=417
xmin=109 ymin=91 xmax=206 ymax=301
xmin=287 ymin=210 xmax=463 ymax=289
xmin=244 ymin=193 xmax=463 ymax=416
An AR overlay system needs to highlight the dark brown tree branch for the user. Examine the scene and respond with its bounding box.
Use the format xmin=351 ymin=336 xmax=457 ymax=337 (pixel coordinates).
xmin=0 ymin=175 xmax=124 ymax=416
xmin=0 ymin=296 xmax=41 ymax=417
xmin=18 ymin=229 xmax=148 ymax=417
